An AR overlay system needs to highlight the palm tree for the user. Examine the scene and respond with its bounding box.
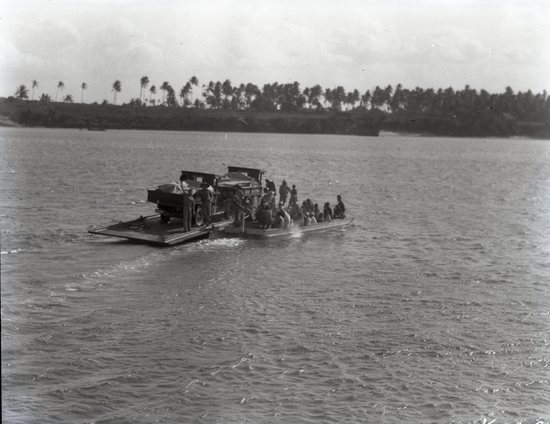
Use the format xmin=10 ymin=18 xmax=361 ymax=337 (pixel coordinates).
xmin=244 ymin=83 xmax=260 ymax=108
xmin=308 ymin=84 xmax=323 ymax=110
xmin=189 ymin=76 xmax=199 ymax=104
xmin=222 ymin=79 xmax=234 ymax=107
xmin=328 ymin=86 xmax=346 ymax=111
xmin=31 ymin=80 xmax=39 ymax=100
xmin=371 ymin=86 xmax=385 ymax=110
xmin=360 ymin=90 xmax=372 ymax=110
xmin=56 ymin=81 xmax=65 ymax=101
xmin=234 ymin=83 xmax=246 ymax=109
xmin=165 ymin=84 xmax=177 ymax=107
xmin=324 ymin=88 xmax=332 ymax=109
xmin=180 ymin=82 xmax=192 ymax=107
xmin=149 ymin=85 xmax=157 ymax=105
xmin=389 ymin=84 xmax=402 ymax=112
xmin=15 ymin=84 xmax=29 ymax=99
xmin=212 ymin=81 xmax=222 ymax=109
xmin=63 ymin=94 xmax=74 ymax=103
xmin=80 ymin=82 xmax=87 ymax=103
xmin=112 ymin=80 xmax=122 ymax=104
xmin=140 ymin=76 xmax=149 ymax=103
xmin=160 ymin=81 xmax=170 ymax=105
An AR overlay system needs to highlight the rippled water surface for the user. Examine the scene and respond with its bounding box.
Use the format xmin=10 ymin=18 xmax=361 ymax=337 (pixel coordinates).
xmin=1 ymin=128 xmax=549 ymax=423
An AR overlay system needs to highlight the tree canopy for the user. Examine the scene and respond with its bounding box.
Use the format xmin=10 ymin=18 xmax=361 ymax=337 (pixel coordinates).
xmin=20 ymin=76 xmax=550 ymax=124
xmin=112 ymin=80 xmax=122 ymax=104
xmin=15 ymin=85 xmax=29 ymax=99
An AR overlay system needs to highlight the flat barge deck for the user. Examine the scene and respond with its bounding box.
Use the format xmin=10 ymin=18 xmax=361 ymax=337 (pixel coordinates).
xmin=88 ymin=215 xmax=234 ymax=246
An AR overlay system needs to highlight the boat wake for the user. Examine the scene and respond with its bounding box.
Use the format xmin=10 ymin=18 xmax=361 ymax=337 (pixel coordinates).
xmin=1 ymin=248 xmax=23 ymax=255
xmin=194 ymin=237 xmax=245 ymax=249
xmin=76 ymin=235 xmax=245 ymax=289
xmin=289 ymin=225 xmax=303 ymax=238
xmin=79 ymin=251 xmax=163 ymax=285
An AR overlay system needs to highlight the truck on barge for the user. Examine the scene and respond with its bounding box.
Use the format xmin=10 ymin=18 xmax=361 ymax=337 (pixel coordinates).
xmin=88 ymin=166 xmax=266 ymax=246
xmin=148 ymin=166 xmax=266 ymax=225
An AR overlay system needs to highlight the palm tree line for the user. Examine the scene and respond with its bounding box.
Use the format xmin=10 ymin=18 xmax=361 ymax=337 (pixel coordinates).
xmin=12 ymin=77 xmax=550 ymax=121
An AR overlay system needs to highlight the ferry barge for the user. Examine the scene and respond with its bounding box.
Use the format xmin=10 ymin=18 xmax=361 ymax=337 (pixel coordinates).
xmin=225 ymin=217 xmax=355 ymax=239
xmin=88 ymin=166 xmax=266 ymax=246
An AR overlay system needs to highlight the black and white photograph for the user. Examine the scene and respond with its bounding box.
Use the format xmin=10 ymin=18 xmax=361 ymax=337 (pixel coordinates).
xmin=1 ymin=0 xmax=549 ymax=422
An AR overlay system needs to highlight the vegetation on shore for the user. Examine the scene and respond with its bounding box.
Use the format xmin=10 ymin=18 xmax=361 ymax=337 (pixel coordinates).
xmin=4 ymin=77 xmax=549 ymax=138
xmin=0 ymin=98 xmax=383 ymax=136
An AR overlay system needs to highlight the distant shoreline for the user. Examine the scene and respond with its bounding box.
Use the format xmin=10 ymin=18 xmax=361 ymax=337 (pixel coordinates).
xmin=0 ymin=114 xmax=21 ymax=127
xmin=1 ymin=97 xmax=548 ymax=139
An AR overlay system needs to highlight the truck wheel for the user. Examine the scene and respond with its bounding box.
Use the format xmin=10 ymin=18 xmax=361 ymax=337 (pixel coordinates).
xmin=194 ymin=207 xmax=204 ymax=226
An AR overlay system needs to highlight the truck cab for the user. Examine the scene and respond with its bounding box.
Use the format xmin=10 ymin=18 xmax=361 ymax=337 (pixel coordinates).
xmin=147 ymin=166 xmax=267 ymax=226
xmin=147 ymin=171 xmax=223 ymax=225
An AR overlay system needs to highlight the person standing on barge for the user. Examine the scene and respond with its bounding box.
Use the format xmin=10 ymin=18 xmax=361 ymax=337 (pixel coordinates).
xmin=333 ymin=195 xmax=346 ymax=219
xmin=265 ymin=179 xmax=277 ymax=195
xmin=262 ymin=188 xmax=276 ymax=209
xmin=289 ymin=184 xmax=298 ymax=206
xmin=182 ymin=190 xmax=194 ymax=232
xmin=231 ymin=185 xmax=245 ymax=225
xmin=199 ymin=183 xmax=213 ymax=225
xmin=279 ymin=180 xmax=291 ymax=205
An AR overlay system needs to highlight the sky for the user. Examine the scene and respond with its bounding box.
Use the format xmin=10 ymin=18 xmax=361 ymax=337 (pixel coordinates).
xmin=1 ymin=0 xmax=549 ymax=104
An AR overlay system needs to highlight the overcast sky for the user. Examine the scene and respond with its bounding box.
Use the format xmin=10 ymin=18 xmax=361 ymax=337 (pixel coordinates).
xmin=1 ymin=0 xmax=549 ymax=104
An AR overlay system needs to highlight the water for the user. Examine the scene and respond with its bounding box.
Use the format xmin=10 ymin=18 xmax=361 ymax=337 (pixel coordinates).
xmin=1 ymin=128 xmax=549 ymax=423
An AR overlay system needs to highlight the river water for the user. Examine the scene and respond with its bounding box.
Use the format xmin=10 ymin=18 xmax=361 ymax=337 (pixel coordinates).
xmin=1 ymin=128 xmax=549 ymax=423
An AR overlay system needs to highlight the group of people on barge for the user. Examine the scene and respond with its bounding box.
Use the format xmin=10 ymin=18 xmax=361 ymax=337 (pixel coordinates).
xmin=177 ymin=170 xmax=346 ymax=232
xmin=254 ymin=179 xmax=346 ymax=230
